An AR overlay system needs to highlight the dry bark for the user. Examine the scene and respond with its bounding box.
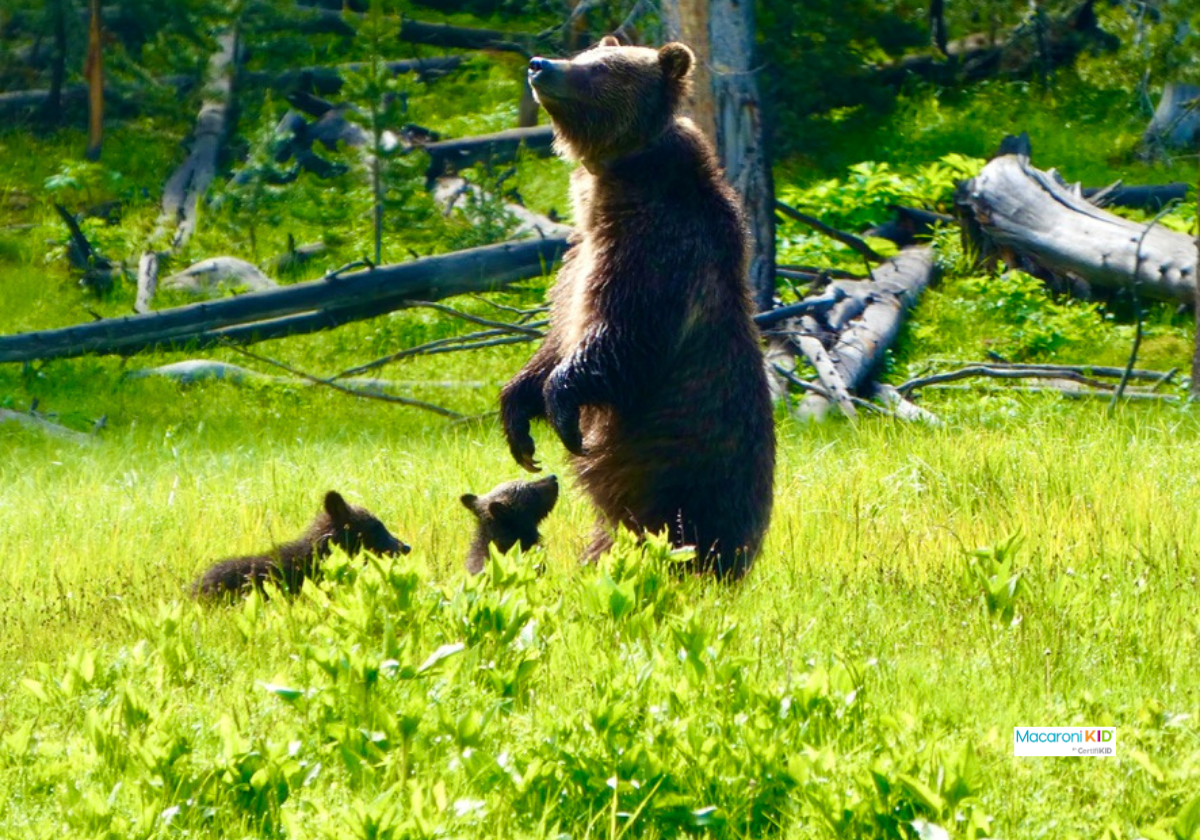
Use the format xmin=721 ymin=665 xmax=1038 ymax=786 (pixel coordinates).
xmin=422 ymin=127 xmax=554 ymax=183
xmin=956 ymin=134 xmax=1197 ymax=303
xmin=0 ymin=239 xmax=567 ymax=364
xmin=761 ymin=247 xmax=937 ymax=420
xmin=398 ymin=19 xmax=539 ymax=55
xmin=663 ymin=0 xmax=775 ymax=312
xmin=138 ymin=28 xmax=239 ymax=310
xmin=1142 ymin=82 xmax=1200 ymax=158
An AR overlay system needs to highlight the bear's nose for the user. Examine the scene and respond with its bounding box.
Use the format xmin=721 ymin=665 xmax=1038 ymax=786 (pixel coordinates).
xmin=529 ymin=57 xmax=551 ymax=73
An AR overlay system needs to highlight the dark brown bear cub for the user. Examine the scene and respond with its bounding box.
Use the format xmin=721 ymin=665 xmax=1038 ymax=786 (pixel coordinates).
xmin=191 ymin=491 xmax=410 ymax=600
xmin=500 ymin=37 xmax=775 ymax=580
xmin=460 ymin=475 xmax=559 ymax=574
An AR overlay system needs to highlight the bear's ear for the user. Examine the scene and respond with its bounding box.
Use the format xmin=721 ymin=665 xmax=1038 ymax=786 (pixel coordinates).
xmin=460 ymin=493 xmax=478 ymax=512
xmin=487 ymin=500 xmax=510 ymax=520
xmin=598 ymin=35 xmax=620 ymax=47
xmin=658 ymin=42 xmax=694 ymax=83
xmin=324 ymin=491 xmax=351 ymax=523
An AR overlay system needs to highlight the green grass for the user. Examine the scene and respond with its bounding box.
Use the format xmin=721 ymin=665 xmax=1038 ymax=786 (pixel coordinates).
xmin=2 ymin=386 xmax=1200 ymax=839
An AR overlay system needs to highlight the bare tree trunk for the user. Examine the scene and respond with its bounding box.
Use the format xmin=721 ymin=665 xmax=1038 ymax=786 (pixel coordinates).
xmin=42 ymin=0 xmax=68 ymax=123
xmin=84 ymin=0 xmax=103 ymax=161
xmin=662 ymin=0 xmax=776 ymax=312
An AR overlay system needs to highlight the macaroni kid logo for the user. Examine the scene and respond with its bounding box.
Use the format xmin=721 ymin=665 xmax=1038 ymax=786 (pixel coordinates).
xmin=1014 ymin=727 xmax=1117 ymax=757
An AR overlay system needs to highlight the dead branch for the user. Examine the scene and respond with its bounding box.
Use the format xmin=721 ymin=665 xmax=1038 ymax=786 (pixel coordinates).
xmin=774 ymin=200 xmax=886 ymax=263
xmin=223 ymin=342 xmax=465 ymax=419
xmin=0 ymin=408 xmax=98 ymax=444
xmin=899 ymin=365 xmax=1116 ymax=396
xmin=423 ymin=127 xmax=555 ymax=183
xmin=334 ymin=329 xmax=542 ymax=379
xmin=0 ymin=239 xmax=568 ymax=364
xmin=409 ymin=300 xmax=546 ymax=337
xmin=795 ymin=335 xmax=857 ymax=419
xmin=399 ymin=18 xmax=540 ymax=55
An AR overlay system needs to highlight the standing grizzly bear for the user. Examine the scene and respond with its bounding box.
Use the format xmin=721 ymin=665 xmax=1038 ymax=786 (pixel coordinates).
xmin=500 ymin=37 xmax=775 ymax=579
xmin=460 ymin=475 xmax=560 ymax=574
xmin=191 ymin=491 xmax=410 ymax=600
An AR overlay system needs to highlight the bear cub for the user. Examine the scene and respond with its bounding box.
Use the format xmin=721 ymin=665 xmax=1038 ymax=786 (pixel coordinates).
xmin=460 ymin=475 xmax=559 ymax=574
xmin=500 ymin=37 xmax=776 ymax=580
xmin=191 ymin=490 xmax=409 ymax=600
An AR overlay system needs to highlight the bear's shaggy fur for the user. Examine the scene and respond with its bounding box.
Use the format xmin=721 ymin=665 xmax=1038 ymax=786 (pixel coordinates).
xmin=191 ymin=491 xmax=409 ymax=600
xmin=500 ymin=37 xmax=775 ymax=579
xmin=460 ymin=475 xmax=560 ymax=574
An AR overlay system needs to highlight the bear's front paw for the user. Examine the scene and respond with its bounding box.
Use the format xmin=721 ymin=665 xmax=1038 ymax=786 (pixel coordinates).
xmin=545 ymin=389 xmax=585 ymax=456
xmin=507 ymin=430 xmax=542 ymax=473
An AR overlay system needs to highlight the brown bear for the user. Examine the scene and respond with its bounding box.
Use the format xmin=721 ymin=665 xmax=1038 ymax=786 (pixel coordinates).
xmin=460 ymin=475 xmax=560 ymax=574
xmin=499 ymin=37 xmax=776 ymax=580
xmin=191 ymin=491 xmax=410 ymax=600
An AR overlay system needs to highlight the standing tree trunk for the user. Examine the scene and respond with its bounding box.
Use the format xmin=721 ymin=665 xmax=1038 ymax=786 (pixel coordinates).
xmin=661 ymin=0 xmax=776 ymax=312
xmin=42 ymin=0 xmax=69 ymax=123
xmin=83 ymin=0 xmax=103 ymax=161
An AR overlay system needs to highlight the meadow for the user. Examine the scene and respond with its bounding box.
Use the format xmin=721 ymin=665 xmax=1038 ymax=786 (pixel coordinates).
xmin=2 ymin=5 xmax=1200 ymax=837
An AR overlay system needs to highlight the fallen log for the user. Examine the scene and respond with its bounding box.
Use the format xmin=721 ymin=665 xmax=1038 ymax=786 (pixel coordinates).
xmin=795 ymin=247 xmax=937 ymax=419
xmin=423 ymin=127 xmax=554 ymax=183
xmin=761 ymin=247 xmax=936 ymax=420
xmin=872 ymin=0 xmax=1117 ymax=91
xmin=432 ymin=176 xmax=572 ymax=240
xmin=1081 ymin=182 xmax=1190 ymax=211
xmin=0 ymin=408 xmax=98 ymax=444
xmin=0 ymin=59 xmax=461 ymax=120
xmin=139 ymin=28 xmax=239 ymax=311
xmin=241 ymin=56 xmax=464 ymax=95
xmin=156 ymin=28 xmax=238 ymax=253
xmin=0 ymin=75 xmax=194 ymax=118
xmin=956 ymin=134 xmax=1197 ymax=303
xmin=399 ymin=19 xmax=539 ymax=55
xmin=0 ymin=239 xmax=568 ymax=363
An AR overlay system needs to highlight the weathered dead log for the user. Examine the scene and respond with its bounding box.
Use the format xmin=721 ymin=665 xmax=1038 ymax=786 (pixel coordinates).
xmin=957 ymin=134 xmax=1196 ymax=303
xmin=241 ymin=56 xmax=464 ymax=95
xmin=433 ymin=176 xmax=572 ymax=240
xmin=0 ymin=239 xmax=568 ymax=364
xmin=0 ymin=75 xmax=194 ymax=118
xmin=135 ymin=253 xmax=158 ymax=314
xmin=0 ymin=408 xmax=97 ymax=444
xmin=865 ymin=206 xmax=954 ymax=247
xmin=1142 ymin=82 xmax=1200 ymax=157
xmin=399 ymin=19 xmax=538 ymax=55
xmin=765 ymin=248 xmax=935 ymax=421
xmin=0 ymin=59 xmax=460 ymax=120
xmin=423 ymin=127 xmax=554 ymax=183
xmin=137 ymin=28 xmax=239 ymax=311
xmin=156 ymin=28 xmax=238 ymax=253
xmin=1081 ymin=182 xmax=1190 ymax=211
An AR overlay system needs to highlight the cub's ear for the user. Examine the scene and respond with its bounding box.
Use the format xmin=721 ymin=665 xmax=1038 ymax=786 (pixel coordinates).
xmin=658 ymin=42 xmax=694 ymax=82
xmin=598 ymin=35 xmax=620 ymax=47
xmin=487 ymin=500 xmax=510 ymax=520
xmin=324 ymin=491 xmax=351 ymax=523
xmin=460 ymin=493 xmax=479 ymax=512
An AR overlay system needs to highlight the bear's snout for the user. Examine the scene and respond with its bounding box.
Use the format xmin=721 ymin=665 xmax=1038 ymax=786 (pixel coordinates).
xmin=528 ymin=57 xmax=571 ymax=99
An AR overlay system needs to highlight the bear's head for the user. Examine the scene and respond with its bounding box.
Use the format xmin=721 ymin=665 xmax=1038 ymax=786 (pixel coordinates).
xmin=527 ymin=36 xmax=694 ymax=165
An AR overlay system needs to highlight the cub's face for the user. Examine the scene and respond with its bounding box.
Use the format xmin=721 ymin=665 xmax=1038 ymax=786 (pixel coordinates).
xmin=528 ymin=37 xmax=694 ymax=164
